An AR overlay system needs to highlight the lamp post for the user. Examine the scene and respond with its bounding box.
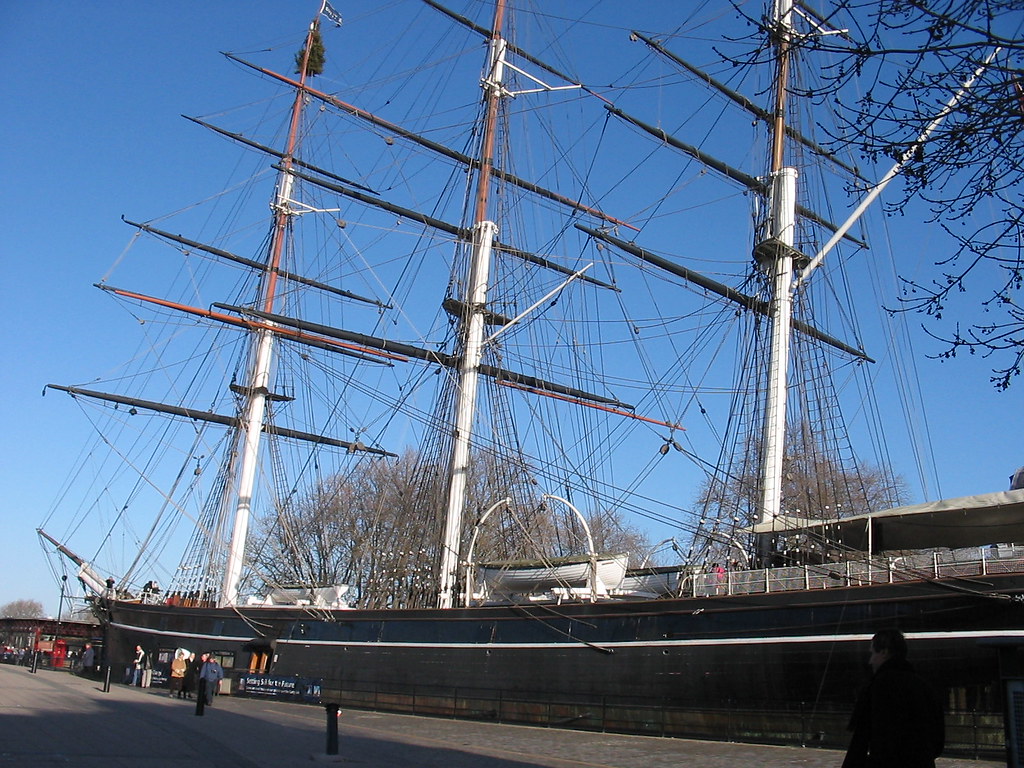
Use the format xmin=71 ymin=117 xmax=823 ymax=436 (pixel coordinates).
xmin=57 ymin=574 xmax=67 ymax=624
xmin=56 ymin=574 xmax=67 ymax=670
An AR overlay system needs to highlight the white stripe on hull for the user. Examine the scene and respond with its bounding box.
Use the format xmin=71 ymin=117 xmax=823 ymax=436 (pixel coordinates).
xmin=110 ymin=621 xmax=1024 ymax=650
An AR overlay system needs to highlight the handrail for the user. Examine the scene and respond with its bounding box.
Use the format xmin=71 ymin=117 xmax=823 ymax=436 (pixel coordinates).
xmin=683 ymin=545 xmax=1024 ymax=599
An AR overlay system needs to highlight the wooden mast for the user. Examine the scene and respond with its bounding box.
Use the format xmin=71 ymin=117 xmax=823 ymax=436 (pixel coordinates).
xmin=219 ymin=16 xmax=322 ymax=607
xmin=437 ymin=0 xmax=508 ymax=610
xmin=756 ymin=0 xmax=799 ymax=559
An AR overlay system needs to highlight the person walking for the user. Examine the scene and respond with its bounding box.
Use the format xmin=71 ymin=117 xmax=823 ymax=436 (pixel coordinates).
xmin=198 ymin=653 xmax=224 ymax=705
xmin=80 ymin=643 xmax=95 ymax=676
xmin=843 ymin=629 xmax=944 ymax=768
xmin=127 ymin=645 xmax=146 ymax=686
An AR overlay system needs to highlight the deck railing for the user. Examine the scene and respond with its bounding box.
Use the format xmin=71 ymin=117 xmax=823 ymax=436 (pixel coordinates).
xmin=685 ymin=545 xmax=1024 ymax=599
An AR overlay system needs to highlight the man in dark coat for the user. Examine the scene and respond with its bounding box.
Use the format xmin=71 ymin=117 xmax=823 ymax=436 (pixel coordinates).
xmin=183 ymin=652 xmax=200 ymax=699
xmin=80 ymin=643 xmax=95 ymax=675
xmin=198 ymin=652 xmax=225 ymax=705
xmin=843 ymin=629 xmax=944 ymax=768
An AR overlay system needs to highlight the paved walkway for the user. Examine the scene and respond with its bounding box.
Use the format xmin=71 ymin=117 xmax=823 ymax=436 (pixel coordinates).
xmin=0 ymin=665 xmax=1003 ymax=767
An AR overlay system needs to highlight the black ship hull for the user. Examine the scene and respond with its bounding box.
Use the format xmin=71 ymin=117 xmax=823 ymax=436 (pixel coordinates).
xmin=104 ymin=571 xmax=1024 ymax=756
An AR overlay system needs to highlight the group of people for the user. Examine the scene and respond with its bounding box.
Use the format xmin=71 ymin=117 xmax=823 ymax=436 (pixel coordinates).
xmin=168 ymin=650 xmax=224 ymax=704
xmin=125 ymin=645 xmax=224 ymax=705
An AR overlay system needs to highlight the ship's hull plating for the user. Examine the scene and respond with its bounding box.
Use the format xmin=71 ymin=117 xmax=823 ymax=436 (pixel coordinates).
xmin=104 ymin=574 xmax=1024 ymax=754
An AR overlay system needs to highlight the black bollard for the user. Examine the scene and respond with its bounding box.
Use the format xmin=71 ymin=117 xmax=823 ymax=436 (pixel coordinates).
xmin=195 ymin=680 xmax=206 ymax=716
xmin=325 ymin=704 xmax=340 ymax=755
xmin=30 ymin=651 xmax=38 ymax=674
xmin=102 ymin=664 xmax=111 ymax=693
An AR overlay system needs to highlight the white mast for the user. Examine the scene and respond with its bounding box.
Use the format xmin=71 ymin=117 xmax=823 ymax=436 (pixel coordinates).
xmin=219 ymin=18 xmax=321 ymax=607
xmin=756 ymin=0 xmax=798 ymax=553
xmin=436 ymin=0 xmax=508 ymax=610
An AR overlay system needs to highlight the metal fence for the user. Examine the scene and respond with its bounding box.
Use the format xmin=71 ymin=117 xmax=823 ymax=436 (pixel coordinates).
xmin=326 ymin=680 xmax=1004 ymax=758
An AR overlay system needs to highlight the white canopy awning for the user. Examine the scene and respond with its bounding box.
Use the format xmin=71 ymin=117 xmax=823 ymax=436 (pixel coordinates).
xmin=746 ymin=489 xmax=1024 ymax=554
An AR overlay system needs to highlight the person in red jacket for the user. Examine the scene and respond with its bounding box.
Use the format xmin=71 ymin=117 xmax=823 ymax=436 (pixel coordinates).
xmin=843 ymin=629 xmax=945 ymax=768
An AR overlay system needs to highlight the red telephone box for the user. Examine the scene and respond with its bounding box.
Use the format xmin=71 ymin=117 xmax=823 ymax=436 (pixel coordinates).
xmin=52 ymin=639 xmax=67 ymax=669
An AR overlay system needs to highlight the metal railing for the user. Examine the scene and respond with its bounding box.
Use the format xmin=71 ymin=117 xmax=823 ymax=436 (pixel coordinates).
xmin=321 ymin=679 xmax=1004 ymax=758
xmin=685 ymin=545 xmax=1024 ymax=599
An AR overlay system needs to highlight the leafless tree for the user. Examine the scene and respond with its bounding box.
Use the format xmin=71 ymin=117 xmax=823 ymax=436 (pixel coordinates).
xmin=754 ymin=0 xmax=1024 ymax=388
xmin=0 ymin=599 xmax=45 ymax=619
xmin=249 ymin=450 xmax=440 ymax=608
xmin=249 ymin=447 xmax=654 ymax=607
xmin=576 ymin=506 xmax=653 ymax=559
xmin=692 ymin=420 xmax=906 ymax=565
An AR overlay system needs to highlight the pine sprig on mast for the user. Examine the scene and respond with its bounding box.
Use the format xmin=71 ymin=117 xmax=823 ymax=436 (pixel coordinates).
xmin=295 ymin=27 xmax=325 ymax=77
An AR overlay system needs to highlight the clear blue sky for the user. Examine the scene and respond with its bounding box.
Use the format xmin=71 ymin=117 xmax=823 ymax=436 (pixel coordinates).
xmin=2 ymin=2 xmax=1021 ymax=617
xmin=2 ymin=2 xmax=333 ymax=616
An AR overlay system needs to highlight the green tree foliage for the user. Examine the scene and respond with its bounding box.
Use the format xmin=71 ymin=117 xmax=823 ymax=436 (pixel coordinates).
xmin=295 ymin=27 xmax=325 ymax=77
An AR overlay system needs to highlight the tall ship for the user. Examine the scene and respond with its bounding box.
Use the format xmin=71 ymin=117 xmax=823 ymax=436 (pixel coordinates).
xmin=40 ymin=0 xmax=1024 ymax=757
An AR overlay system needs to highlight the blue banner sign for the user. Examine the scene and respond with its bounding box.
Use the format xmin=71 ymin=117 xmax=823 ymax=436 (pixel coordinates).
xmin=234 ymin=673 xmax=322 ymax=702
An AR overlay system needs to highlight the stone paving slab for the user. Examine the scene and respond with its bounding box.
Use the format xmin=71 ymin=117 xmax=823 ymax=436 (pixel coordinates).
xmin=0 ymin=665 xmax=1003 ymax=768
